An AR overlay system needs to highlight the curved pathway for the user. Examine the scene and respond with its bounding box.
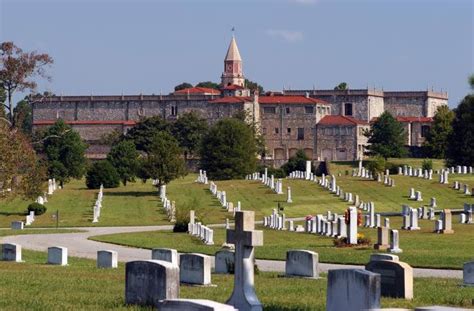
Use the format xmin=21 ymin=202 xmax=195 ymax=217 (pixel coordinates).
xmin=1 ymin=225 xmax=462 ymax=279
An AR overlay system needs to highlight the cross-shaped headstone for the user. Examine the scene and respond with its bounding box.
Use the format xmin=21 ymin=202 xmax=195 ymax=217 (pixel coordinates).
xmin=226 ymin=211 xmax=263 ymax=311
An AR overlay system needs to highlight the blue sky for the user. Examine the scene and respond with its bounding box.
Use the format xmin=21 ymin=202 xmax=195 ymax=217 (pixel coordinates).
xmin=1 ymin=0 xmax=473 ymax=107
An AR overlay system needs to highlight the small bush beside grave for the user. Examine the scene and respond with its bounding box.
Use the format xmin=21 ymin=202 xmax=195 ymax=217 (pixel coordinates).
xmin=27 ymin=202 xmax=47 ymax=215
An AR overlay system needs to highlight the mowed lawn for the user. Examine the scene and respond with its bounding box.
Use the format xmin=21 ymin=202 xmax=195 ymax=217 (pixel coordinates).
xmin=0 ymin=179 xmax=169 ymax=228
xmin=91 ymin=217 xmax=474 ymax=269
xmin=0 ymin=156 xmax=472 ymax=227
xmin=0 ymin=250 xmax=472 ymax=310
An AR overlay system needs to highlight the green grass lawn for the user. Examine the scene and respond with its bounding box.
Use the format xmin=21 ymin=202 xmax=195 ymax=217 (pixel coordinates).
xmin=0 ymin=249 xmax=471 ymax=310
xmin=0 ymin=228 xmax=83 ymax=238
xmin=91 ymin=216 xmax=474 ymax=269
xmin=0 ymin=158 xmax=472 ymax=228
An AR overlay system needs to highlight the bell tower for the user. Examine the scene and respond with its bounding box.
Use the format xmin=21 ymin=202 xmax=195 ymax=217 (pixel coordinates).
xmin=221 ymin=35 xmax=245 ymax=87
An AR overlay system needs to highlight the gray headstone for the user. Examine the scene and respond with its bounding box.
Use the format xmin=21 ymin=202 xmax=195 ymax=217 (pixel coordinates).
xmin=179 ymin=253 xmax=211 ymax=285
xmin=47 ymin=246 xmax=68 ymax=265
xmin=326 ymin=269 xmax=380 ymax=311
xmin=97 ymin=250 xmax=117 ymax=268
xmin=463 ymin=261 xmax=474 ymax=286
xmin=285 ymin=250 xmax=319 ymax=278
xmin=366 ymin=260 xmax=413 ymax=299
xmin=11 ymin=221 xmax=24 ymax=230
xmin=152 ymin=248 xmax=179 ymax=266
xmin=125 ymin=260 xmax=179 ymax=307
xmin=158 ymin=299 xmax=237 ymax=311
xmin=215 ymin=249 xmax=235 ymax=274
xmin=1 ymin=243 xmax=22 ymax=262
xmin=369 ymin=253 xmax=399 ymax=262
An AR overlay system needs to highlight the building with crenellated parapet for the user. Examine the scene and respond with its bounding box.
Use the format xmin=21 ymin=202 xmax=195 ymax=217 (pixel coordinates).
xmin=32 ymin=36 xmax=448 ymax=164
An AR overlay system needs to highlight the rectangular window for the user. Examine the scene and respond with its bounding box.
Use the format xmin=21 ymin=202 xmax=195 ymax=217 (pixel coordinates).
xmin=344 ymin=103 xmax=353 ymax=116
xmin=171 ymin=106 xmax=178 ymax=116
xmin=275 ymin=128 xmax=279 ymax=134
xmin=262 ymin=128 xmax=267 ymax=134
xmin=286 ymin=107 xmax=290 ymax=114
xmin=421 ymin=125 xmax=430 ymax=138
xmin=334 ymin=127 xmax=340 ymax=135
xmin=297 ymin=128 xmax=304 ymax=140
xmin=263 ymin=106 xmax=276 ymax=114
xmin=305 ymin=106 xmax=314 ymax=114
xmin=287 ymin=128 xmax=291 ymax=134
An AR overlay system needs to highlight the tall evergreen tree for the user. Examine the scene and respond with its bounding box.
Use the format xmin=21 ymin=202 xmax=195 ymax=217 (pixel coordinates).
xmin=424 ymin=105 xmax=454 ymax=158
xmin=41 ymin=119 xmax=87 ymax=186
xmin=200 ymin=118 xmax=257 ymax=180
xmin=364 ymin=111 xmax=406 ymax=159
xmin=172 ymin=112 xmax=208 ymax=159
xmin=446 ymin=94 xmax=474 ymax=166
xmin=13 ymin=99 xmax=33 ymax=136
xmin=141 ymin=131 xmax=187 ymax=187
xmin=106 ymin=140 xmax=140 ymax=186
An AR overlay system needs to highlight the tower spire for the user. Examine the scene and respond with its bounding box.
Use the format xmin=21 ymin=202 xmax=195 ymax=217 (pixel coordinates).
xmin=221 ymin=34 xmax=244 ymax=87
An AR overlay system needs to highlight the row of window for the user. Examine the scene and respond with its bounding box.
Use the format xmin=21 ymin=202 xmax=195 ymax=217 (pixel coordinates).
xmin=262 ymin=106 xmax=329 ymax=115
xmin=263 ymin=127 xmax=305 ymax=140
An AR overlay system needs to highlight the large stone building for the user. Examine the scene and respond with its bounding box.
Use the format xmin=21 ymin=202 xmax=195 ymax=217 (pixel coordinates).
xmin=32 ymin=36 xmax=448 ymax=164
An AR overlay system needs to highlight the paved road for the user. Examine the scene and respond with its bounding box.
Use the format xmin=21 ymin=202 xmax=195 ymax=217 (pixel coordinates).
xmin=1 ymin=225 xmax=462 ymax=279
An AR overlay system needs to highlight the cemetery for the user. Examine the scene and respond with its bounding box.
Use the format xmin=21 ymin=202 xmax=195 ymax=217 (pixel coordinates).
xmin=0 ymin=159 xmax=472 ymax=309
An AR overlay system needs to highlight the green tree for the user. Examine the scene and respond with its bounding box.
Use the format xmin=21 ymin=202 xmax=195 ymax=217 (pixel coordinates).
xmin=85 ymin=161 xmax=120 ymax=189
xmin=125 ymin=116 xmax=170 ymax=152
xmin=200 ymin=118 xmax=257 ymax=180
xmin=446 ymin=94 xmax=474 ymax=166
xmin=244 ymin=79 xmax=264 ymax=94
xmin=423 ymin=105 xmax=454 ymax=158
xmin=141 ymin=131 xmax=187 ymax=187
xmin=195 ymin=81 xmax=220 ymax=90
xmin=174 ymin=82 xmax=193 ymax=91
xmin=0 ymin=86 xmax=6 ymax=120
xmin=172 ymin=112 xmax=208 ymax=159
xmin=469 ymin=74 xmax=474 ymax=89
xmin=106 ymin=140 xmax=140 ymax=186
xmin=41 ymin=119 xmax=87 ymax=186
xmin=365 ymin=111 xmax=406 ymax=160
xmin=13 ymin=99 xmax=32 ymax=136
xmin=0 ymin=42 xmax=53 ymax=127
xmin=281 ymin=149 xmax=313 ymax=175
xmin=334 ymin=82 xmax=348 ymax=90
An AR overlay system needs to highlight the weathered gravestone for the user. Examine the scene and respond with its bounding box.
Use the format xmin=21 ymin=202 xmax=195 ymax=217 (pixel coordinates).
xmin=226 ymin=211 xmax=263 ymax=311
xmin=47 ymin=246 xmax=68 ymax=265
xmin=179 ymin=253 xmax=212 ymax=285
xmin=97 ymin=250 xmax=117 ymax=268
xmin=326 ymin=269 xmax=381 ymax=311
xmin=125 ymin=260 xmax=179 ymax=307
xmin=370 ymin=253 xmax=399 ymax=262
xmin=11 ymin=221 xmax=24 ymax=230
xmin=158 ymin=299 xmax=237 ymax=311
xmin=1 ymin=243 xmax=22 ymax=262
xmin=152 ymin=248 xmax=179 ymax=266
xmin=215 ymin=249 xmax=235 ymax=274
xmin=285 ymin=250 xmax=319 ymax=278
xmin=374 ymin=226 xmax=389 ymax=250
xmin=366 ymin=259 xmax=413 ymax=299
xmin=463 ymin=261 xmax=474 ymax=286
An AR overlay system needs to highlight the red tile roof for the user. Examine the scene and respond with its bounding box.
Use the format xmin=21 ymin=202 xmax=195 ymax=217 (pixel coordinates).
xmin=33 ymin=120 xmax=136 ymax=126
xmin=396 ymin=116 xmax=433 ymax=123
xmin=222 ymin=84 xmax=244 ymax=90
xmin=209 ymin=96 xmax=252 ymax=104
xmin=174 ymin=87 xmax=221 ymax=95
xmin=258 ymin=95 xmax=328 ymax=105
xmin=318 ymin=115 xmax=368 ymax=126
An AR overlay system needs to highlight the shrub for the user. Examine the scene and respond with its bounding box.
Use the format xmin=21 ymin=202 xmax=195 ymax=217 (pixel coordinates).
xmin=172 ymin=219 xmax=188 ymax=232
xmin=85 ymin=161 xmax=120 ymax=189
xmin=385 ymin=161 xmax=402 ymax=175
xmin=366 ymin=156 xmax=386 ymax=175
xmin=257 ymin=165 xmax=285 ymax=178
xmin=422 ymin=158 xmax=433 ymax=171
xmin=27 ymin=202 xmax=47 ymax=215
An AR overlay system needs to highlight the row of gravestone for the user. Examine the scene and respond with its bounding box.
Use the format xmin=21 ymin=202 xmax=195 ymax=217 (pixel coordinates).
xmin=208 ymin=181 xmax=241 ymax=213
xmin=247 ymin=169 xmax=285 ymax=195
xmin=452 ymin=180 xmax=473 ymax=196
xmin=155 ymin=183 xmax=176 ymax=223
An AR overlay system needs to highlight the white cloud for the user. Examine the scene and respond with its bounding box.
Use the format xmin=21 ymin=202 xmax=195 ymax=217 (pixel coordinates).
xmin=265 ymin=29 xmax=304 ymax=43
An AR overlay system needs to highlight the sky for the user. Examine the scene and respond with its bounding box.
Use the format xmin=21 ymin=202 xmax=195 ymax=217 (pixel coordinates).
xmin=1 ymin=0 xmax=473 ymax=107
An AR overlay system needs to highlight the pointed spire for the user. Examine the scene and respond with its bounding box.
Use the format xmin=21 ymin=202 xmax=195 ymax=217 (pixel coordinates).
xmin=225 ymin=36 xmax=242 ymax=61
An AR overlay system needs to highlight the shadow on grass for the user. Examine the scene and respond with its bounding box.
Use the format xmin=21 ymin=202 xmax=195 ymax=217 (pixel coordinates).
xmin=264 ymin=305 xmax=317 ymax=311
xmin=104 ymin=191 xmax=158 ymax=197
xmin=0 ymin=211 xmax=26 ymax=216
